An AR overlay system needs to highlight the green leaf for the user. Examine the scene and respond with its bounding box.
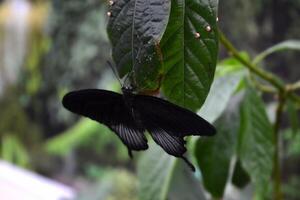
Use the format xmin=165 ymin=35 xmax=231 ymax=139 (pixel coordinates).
xmin=238 ymin=86 xmax=274 ymax=198
xmin=107 ymin=0 xmax=171 ymax=89
xmin=161 ymin=0 xmax=219 ymax=111
xmin=253 ymin=40 xmax=300 ymax=65
xmin=138 ymin=143 xmax=206 ymax=200
xmin=195 ymin=109 xmax=239 ymax=198
xmin=198 ymin=71 xmax=244 ymax=123
xmin=231 ymin=160 xmax=250 ymax=189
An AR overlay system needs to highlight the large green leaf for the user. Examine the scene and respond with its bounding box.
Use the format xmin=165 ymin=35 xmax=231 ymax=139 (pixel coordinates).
xmin=161 ymin=0 xmax=219 ymax=111
xmin=107 ymin=0 xmax=170 ymax=89
xmin=194 ymin=57 xmax=246 ymax=197
xmin=138 ymin=143 xmax=206 ymax=200
xmin=253 ymin=40 xmax=300 ymax=65
xmin=198 ymin=54 xmax=248 ymax=122
xmin=195 ymin=107 xmax=239 ymax=198
xmin=198 ymin=72 xmax=243 ymax=123
xmin=238 ymin=86 xmax=274 ymax=198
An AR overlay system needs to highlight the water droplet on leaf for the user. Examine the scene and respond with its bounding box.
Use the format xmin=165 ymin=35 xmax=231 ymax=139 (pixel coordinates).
xmin=205 ymin=25 xmax=212 ymax=32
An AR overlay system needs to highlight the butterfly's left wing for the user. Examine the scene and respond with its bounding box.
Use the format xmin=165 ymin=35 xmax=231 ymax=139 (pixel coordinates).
xmin=62 ymin=89 xmax=148 ymax=155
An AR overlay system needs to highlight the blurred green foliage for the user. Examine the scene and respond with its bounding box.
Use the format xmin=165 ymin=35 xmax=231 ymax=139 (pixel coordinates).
xmin=0 ymin=88 xmax=41 ymax=167
xmin=78 ymin=169 xmax=138 ymax=200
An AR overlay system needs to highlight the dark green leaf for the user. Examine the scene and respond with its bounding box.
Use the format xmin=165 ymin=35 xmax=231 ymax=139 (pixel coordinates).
xmin=231 ymin=160 xmax=250 ymax=189
xmin=107 ymin=0 xmax=170 ymax=89
xmin=195 ymin=107 xmax=239 ymax=198
xmin=161 ymin=0 xmax=219 ymax=111
xmin=238 ymin=86 xmax=274 ymax=197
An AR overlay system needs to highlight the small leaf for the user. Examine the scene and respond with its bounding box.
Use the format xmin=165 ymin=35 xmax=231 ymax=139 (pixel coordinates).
xmin=195 ymin=106 xmax=239 ymax=198
xmin=107 ymin=0 xmax=170 ymax=89
xmin=161 ymin=0 xmax=219 ymax=111
xmin=216 ymin=52 xmax=250 ymax=77
xmin=238 ymin=86 xmax=274 ymax=198
xmin=253 ymin=40 xmax=300 ymax=65
xmin=231 ymin=160 xmax=250 ymax=189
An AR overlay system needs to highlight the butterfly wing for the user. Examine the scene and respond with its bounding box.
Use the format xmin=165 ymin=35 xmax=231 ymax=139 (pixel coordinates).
xmin=133 ymin=95 xmax=216 ymax=138
xmin=132 ymin=94 xmax=215 ymax=171
xmin=62 ymin=89 xmax=148 ymax=153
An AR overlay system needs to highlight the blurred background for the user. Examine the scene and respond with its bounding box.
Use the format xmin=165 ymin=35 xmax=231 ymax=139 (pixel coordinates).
xmin=0 ymin=0 xmax=299 ymax=199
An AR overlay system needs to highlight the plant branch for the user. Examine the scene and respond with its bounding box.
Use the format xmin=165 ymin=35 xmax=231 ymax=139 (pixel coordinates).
xmin=219 ymin=31 xmax=300 ymax=106
xmin=219 ymin=31 xmax=285 ymax=91
xmin=249 ymin=74 xmax=277 ymax=93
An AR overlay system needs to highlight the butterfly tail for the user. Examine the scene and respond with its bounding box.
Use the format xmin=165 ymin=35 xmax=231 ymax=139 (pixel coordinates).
xmin=128 ymin=149 xmax=133 ymax=159
xmin=181 ymin=156 xmax=196 ymax=172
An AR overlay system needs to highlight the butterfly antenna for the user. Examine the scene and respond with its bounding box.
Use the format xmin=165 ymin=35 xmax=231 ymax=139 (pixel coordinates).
xmin=181 ymin=156 xmax=196 ymax=172
xmin=107 ymin=61 xmax=122 ymax=86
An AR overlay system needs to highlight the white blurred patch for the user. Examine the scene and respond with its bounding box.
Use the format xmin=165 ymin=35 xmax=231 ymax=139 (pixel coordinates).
xmin=0 ymin=160 xmax=76 ymax=200
xmin=0 ymin=0 xmax=30 ymax=95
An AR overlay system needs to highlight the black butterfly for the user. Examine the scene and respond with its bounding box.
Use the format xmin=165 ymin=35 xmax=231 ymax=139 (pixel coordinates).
xmin=62 ymin=86 xmax=216 ymax=171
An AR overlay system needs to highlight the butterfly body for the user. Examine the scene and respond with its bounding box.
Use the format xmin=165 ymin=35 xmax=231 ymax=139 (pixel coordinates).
xmin=63 ymin=88 xmax=216 ymax=171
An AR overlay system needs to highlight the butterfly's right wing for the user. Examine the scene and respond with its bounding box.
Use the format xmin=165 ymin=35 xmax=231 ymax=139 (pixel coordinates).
xmin=62 ymin=89 xmax=148 ymax=153
xmin=133 ymin=94 xmax=215 ymax=171
xmin=133 ymin=94 xmax=216 ymax=138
